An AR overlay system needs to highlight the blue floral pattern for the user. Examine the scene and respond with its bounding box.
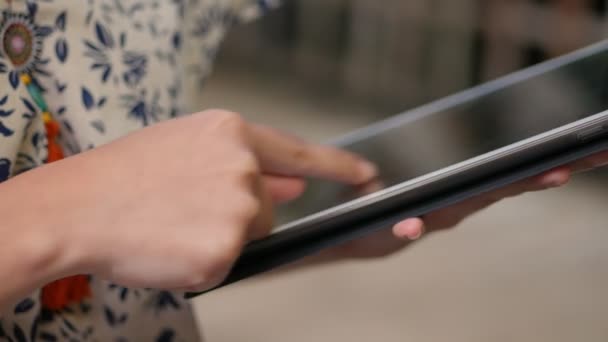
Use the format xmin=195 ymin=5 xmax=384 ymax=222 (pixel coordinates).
xmin=0 ymin=0 xmax=280 ymax=341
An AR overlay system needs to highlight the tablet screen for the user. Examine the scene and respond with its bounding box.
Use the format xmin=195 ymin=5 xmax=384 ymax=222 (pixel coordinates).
xmin=275 ymin=41 xmax=608 ymax=226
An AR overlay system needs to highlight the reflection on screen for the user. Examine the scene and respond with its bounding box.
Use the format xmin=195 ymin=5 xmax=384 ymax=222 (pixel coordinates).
xmin=275 ymin=42 xmax=608 ymax=225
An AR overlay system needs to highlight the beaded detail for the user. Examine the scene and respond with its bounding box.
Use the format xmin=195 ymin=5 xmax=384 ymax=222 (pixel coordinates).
xmin=20 ymin=73 xmax=65 ymax=163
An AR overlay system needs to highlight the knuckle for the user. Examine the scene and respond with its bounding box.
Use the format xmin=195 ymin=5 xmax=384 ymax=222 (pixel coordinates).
xmin=208 ymin=110 xmax=247 ymax=135
xmin=235 ymin=192 xmax=261 ymax=221
xmin=225 ymin=154 xmax=261 ymax=199
xmin=223 ymin=151 xmax=259 ymax=178
xmin=221 ymin=169 xmax=261 ymax=221
xmin=237 ymin=151 xmax=260 ymax=175
xmin=186 ymin=231 xmax=244 ymax=287
xmin=207 ymin=231 xmax=244 ymax=269
xmin=182 ymin=271 xmax=208 ymax=289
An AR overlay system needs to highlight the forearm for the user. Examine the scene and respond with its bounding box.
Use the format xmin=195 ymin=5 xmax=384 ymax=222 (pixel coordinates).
xmin=0 ymin=168 xmax=76 ymax=312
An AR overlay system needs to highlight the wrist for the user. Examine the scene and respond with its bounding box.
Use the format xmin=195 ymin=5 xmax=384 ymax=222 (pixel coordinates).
xmin=0 ymin=166 xmax=85 ymax=301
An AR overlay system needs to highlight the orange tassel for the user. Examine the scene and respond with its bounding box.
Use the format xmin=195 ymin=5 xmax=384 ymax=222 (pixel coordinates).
xmin=41 ymin=275 xmax=91 ymax=310
xmin=40 ymin=118 xmax=91 ymax=310
xmin=44 ymin=120 xmax=64 ymax=162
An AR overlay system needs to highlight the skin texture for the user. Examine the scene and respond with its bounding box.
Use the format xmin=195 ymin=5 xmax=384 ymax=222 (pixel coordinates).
xmin=0 ymin=109 xmax=604 ymax=311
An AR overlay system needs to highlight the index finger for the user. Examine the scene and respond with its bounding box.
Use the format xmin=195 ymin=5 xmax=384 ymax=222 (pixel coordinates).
xmin=249 ymin=124 xmax=378 ymax=185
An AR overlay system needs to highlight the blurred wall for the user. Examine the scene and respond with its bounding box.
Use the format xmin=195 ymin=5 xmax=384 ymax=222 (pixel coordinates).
xmin=215 ymin=0 xmax=608 ymax=113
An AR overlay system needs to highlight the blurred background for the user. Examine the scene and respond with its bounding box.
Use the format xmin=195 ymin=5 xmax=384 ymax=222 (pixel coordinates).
xmin=192 ymin=1 xmax=608 ymax=341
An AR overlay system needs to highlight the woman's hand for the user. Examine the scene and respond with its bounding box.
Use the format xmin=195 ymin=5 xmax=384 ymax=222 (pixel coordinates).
xmin=332 ymin=151 xmax=608 ymax=260
xmin=0 ymin=109 xmax=377 ymax=304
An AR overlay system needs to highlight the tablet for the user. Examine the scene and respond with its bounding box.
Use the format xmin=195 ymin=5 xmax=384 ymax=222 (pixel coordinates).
xmin=186 ymin=40 xmax=608 ymax=297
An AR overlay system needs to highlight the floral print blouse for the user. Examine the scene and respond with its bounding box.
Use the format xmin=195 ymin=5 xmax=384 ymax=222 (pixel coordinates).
xmin=0 ymin=0 xmax=278 ymax=341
